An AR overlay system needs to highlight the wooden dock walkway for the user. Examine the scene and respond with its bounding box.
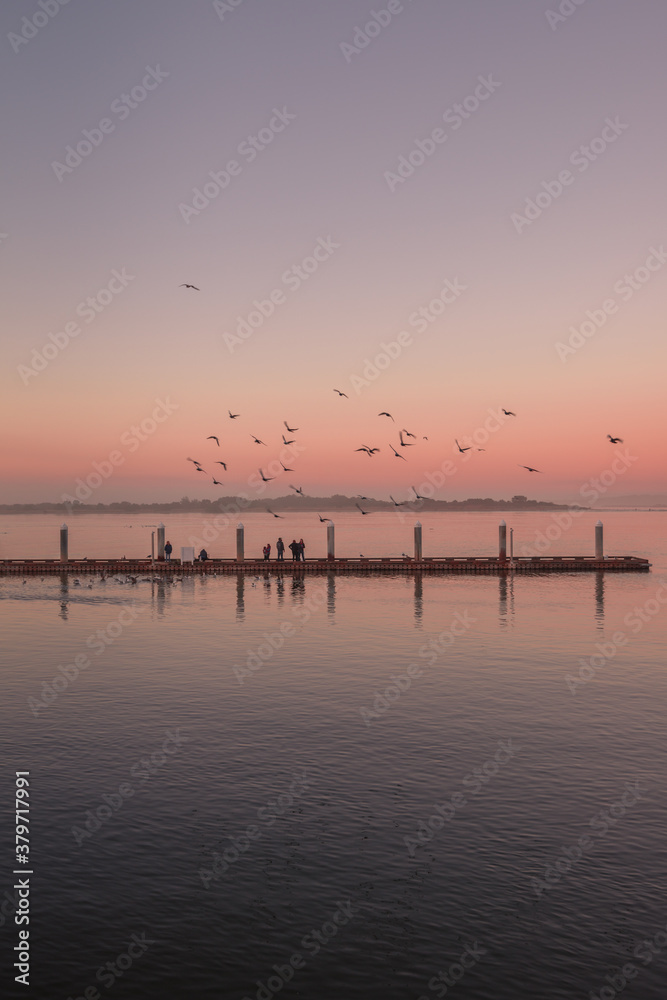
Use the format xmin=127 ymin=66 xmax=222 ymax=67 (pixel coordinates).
xmin=0 ymin=556 xmax=651 ymax=575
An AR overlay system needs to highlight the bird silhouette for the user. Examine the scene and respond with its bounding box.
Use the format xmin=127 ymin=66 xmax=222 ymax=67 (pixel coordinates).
xmin=187 ymin=457 xmax=202 ymax=465
xmin=228 ymin=411 xmax=240 ymax=419
xmin=357 ymin=495 xmax=370 ymax=501
xmin=402 ymin=429 xmax=416 ymax=439
xmin=266 ymin=509 xmax=283 ymax=518
xmin=212 ymin=478 xmax=224 ymax=486
xmin=317 ymin=514 xmax=329 ymax=522
xmin=207 ymin=436 xmax=220 ymax=446
xmin=379 ymin=412 xmax=394 ymax=421
xmin=355 ymin=503 xmax=370 ymax=515
xmin=355 ymin=446 xmax=380 ymax=456
xmin=259 ymin=469 xmax=274 ymax=482
xmin=333 ymin=389 xmax=348 ymax=397
xmin=390 ymin=495 xmax=406 ymax=507
xmin=607 ymin=435 xmax=623 ymax=444
xmin=502 ymin=409 xmax=516 ymax=417
xmin=180 ymin=283 xmax=200 ymax=291
xmin=282 ymin=434 xmax=295 ymax=445
xmin=455 ymin=439 xmax=471 ymax=453
xmin=412 ymin=486 xmax=427 ymax=500
xmin=284 ymin=421 xmax=299 ymax=433
xmin=399 ymin=431 xmax=414 ymax=447
xmin=290 ymin=485 xmax=305 ymax=496
xmin=280 ymin=461 xmax=294 ymax=472
xmin=519 ymin=465 xmax=542 ymax=473
xmin=389 ymin=444 xmax=407 ymax=461
xmin=214 ymin=461 xmax=228 ymax=470
xmin=251 ymin=435 xmax=267 ymax=446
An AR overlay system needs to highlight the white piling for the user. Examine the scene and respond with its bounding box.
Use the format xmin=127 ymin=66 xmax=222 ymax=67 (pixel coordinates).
xmin=327 ymin=521 xmax=335 ymax=560
xmin=236 ymin=523 xmax=245 ymax=561
xmin=60 ymin=524 xmax=68 ymax=563
xmin=595 ymin=520 xmax=604 ymax=560
xmin=157 ymin=523 xmax=165 ymax=561
xmin=414 ymin=521 xmax=422 ymax=561
xmin=499 ymin=520 xmax=507 ymax=561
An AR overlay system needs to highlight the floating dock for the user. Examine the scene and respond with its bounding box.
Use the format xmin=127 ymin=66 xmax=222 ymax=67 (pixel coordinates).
xmin=0 ymin=556 xmax=651 ymax=576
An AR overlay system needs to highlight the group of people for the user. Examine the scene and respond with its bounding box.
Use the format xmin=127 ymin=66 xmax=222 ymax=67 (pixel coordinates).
xmin=264 ymin=538 xmax=306 ymax=561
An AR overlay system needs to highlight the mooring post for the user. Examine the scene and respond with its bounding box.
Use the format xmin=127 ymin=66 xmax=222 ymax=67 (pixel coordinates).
xmin=59 ymin=523 xmax=68 ymax=563
xmin=414 ymin=521 xmax=422 ymax=561
xmin=499 ymin=520 xmax=507 ymax=562
xmin=327 ymin=520 xmax=335 ymax=561
xmin=595 ymin=520 xmax=604 ymax=560
xmin=236 ymin=523 xmax=245 ymax=562
xmin=157 ymin=523 xmax=165 ymax=561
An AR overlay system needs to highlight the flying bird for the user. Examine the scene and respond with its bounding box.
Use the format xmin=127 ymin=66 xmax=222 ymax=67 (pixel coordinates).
xmin=259 ymin=469 xmax=274 ymax=482
xmin=390 ymin=495 xmax=406 ymax=507
xmin=355 ymin=503 xmax=370 ymax=515
xmin=214 ymin=461 xmax=228 ymax=470
xmin=317 ymin=514 xmax=329 ymax=522
xmin=290 ymin=485 xmax=305 ymax=496
xmin=455 ymin=439 xmax=471 ymax=453
xmin=607 ymin=435 xmax=623 ymax=444
xmin=266 ymin=509 xmax=283 ymax=518
xmin=502 ymin=409 xmax=516 ymax=417
xmin=228 ymin=411 xmax=240 ymax=419
xmin=519 ymin=465 xmax=542 ymax=473
xmin=280 ymin=461 xmax=294 ymax=472
xmin=180 ymin=283 xmax=200 ymax=291
xmin=282 ymin=434 xmax=295 ymax=445
xmin=212 ymin=479 xmax=224 ymax=486
xmin=389 ymin=444 xmax=407 ymax=461
xmin=333 ymin=389 xmax=348 ymax=397
xmin=412 ymin=486 xmax=427 ymax=500
xmin=251 ymin=435 xmax=267 ymax=445
xmin=187 ymin=457 xmax=202 ymax=465
xmin=355 ymin=446 xmax=379 ymax=456
xmin=399 ymin=431 xmax=414 ymax=447
xmin=207 ymin=436 xmax=220 ymax=446
xmin=402 ymin=429 xmax=416 ymax=439
xmin=357 ymin=495 xmax=370 ymax=501
xmin=379 ymin=412 xmax=394 ymax=421
xmin=284 ymin=421 xmax=299 ymax=433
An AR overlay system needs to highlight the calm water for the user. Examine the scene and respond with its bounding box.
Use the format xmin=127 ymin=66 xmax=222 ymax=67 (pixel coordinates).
xmin=1 ymin=512 xmax=666 ymax=999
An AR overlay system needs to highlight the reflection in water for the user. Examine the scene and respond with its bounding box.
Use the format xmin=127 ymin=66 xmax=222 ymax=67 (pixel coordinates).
xmin=276 ymin=576 xmax=285 ymax=607
xmin=594 ymin=571 xmax=605 ymax=629
xmin=291 ymin=575 xmax=306 ymax=604
xmin=413 ymin=573 xmax=423 ymax=627
xmin=58 ymin=572 xmax=69 ymax=620
xmin=498 ymin=573 xmax=515 ymax=628
xmin=327 ymin=572 xmax=336 ymax=620
xmin=236 ymin=575 xmax=245 ymax=621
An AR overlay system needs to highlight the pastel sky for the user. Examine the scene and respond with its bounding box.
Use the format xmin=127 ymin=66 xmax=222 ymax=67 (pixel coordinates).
xmin=2 ymin=0 xmax=665 ymax=504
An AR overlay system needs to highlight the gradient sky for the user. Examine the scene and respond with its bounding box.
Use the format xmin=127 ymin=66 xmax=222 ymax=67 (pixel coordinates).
xmin=2 ymin=0 xmax=665 ymax=503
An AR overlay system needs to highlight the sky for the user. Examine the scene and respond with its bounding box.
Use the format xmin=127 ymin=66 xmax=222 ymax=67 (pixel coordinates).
xmin=1 ymin=0 xmax=665 ymax=504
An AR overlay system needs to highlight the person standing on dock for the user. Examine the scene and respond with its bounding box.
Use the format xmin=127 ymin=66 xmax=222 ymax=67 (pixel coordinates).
xmin=198 ymin=548 xmax=208 ymax=562
xmin=276 ymin=538 xmax=285 ymax=561
xmin=298 ymin=538 xmax=306 ymax=562
xmin=289 ymin=539 xmax=299 ymax=561
xmin=263 ymin=543 xmax=271 ymax=561
xmin=165 ymin=541 xmax=172 ymax=561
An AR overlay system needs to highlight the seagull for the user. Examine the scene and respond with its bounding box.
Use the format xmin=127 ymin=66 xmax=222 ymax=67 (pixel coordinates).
xmin=355 ymin=446 xmax=378 ymax=457
xmin=251 ymin=435 xmax=267 ymax=445
xmin=502 ymin=409 xmax=516 ymax=417
xmin=390 ymin=495 xmax=406 ymax=507
xmin=333 ymin=389 xmax=348 ymax=397
xmin=280 ymin=461 xmax=294 ymax=472
xmin=389 ymin=444 xmax=407 ymax=461
xmin=187 ymin=457 xmax=202 ymax=465
xmin=214 ymin=461 xmax=228 ymax=470
xmin=317 ymin=514 xmax=329 ymax=522
xmin=422 ymin=436 xmax=429 ymax=441
xmin=399 ymin=431 xmax=414 ymax=447
xmin=290 ymin=485 xmax=304 ymax=495
xmin=259 ymin=469 xmax=274 ymax=482
xmin=412 ymin=486 xmax=427 ymax=500
xmin=519 ymin=465 xmax=542 ymax=473
xmin=355 ymin=503 xmax=370 ymax=515
xmin=284 ymin=421 xmax=299 ymax=433
xmin=282 ymin=434 xmax=295 ymax=445
xmin=207 ymin=436 xmax=220 ymax=446
xmin=607 ymin=435 xmax=623 ymax=444
xmin=402 ymin=429 xmax=416 ymax=439
xmin=455 ymin=439 xmax=471 ymax=453
xmin=228 ymin=411 xmax=240 ymax=419
xmin=379 ymin=412 xmax=394 ymax=421
xmin=195 ymin=467 xmax=207 ymax=473
xmin=266 ymin=509 xmax=283 ymax=518
xmin=212 ymin=478 xmax=224 ymax=486
xmin=180 ymin=283 xmax=200 ymax=291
